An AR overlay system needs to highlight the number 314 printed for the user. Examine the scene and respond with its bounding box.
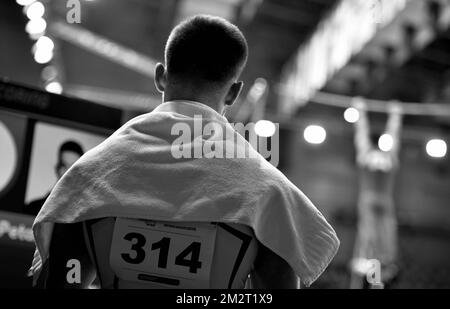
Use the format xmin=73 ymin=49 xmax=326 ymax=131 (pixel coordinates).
xmin=121 ymin=233 xmax=203 ymax=273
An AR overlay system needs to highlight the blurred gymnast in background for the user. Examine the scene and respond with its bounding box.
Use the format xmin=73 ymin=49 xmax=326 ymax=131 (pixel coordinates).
xmin=351 ymin=99 xmax=403 ymax=289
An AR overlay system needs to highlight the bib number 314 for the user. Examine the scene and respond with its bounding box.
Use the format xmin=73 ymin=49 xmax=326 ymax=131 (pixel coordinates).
xmin=110 ymin=218 xmax=217 ymax=288
xmin=121 ymin=233 xmax=202 ymax=273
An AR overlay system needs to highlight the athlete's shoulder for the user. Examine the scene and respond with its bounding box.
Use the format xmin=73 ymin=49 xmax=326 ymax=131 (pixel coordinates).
xmin=251 ymin=159 xmax=297 ymax=191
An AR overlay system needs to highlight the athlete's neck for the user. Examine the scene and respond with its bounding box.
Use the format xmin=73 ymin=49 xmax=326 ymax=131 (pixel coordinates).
xmin=162 ymin=86 xmax=226 ymax=113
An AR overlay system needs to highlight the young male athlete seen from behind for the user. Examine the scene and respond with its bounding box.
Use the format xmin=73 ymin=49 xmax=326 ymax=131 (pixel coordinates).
xmin=30 ymin=15 xmax=339 ymax=289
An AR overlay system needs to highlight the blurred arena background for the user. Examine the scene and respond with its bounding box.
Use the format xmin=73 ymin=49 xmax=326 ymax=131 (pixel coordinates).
xmin=1 ymin=0 xmax=450 ymax=288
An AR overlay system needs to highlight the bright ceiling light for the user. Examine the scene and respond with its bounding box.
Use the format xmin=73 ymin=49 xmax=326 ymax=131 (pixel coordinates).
xmin=16 ymin=0 xmax=35 ymax=6
xmin=426 ymin=139 xmax=447 ymax=158
xmin=34 ymin=48 xmax=53 ymax=64
xmin=35 ymin=36 xmax=54 ymax=52
xmin=304 ymin=125 xmax=327 ymax=145
xmin=25 ymin=18 xmax=46 ymax=35
xmin=45 ymin=81 xmax=63 ymax=94
xmin=254 ymin=120 xmax=276 ymax=137
xmin=344 ymin=107 xmax=360 ymax=123
xmin=378 ymin=134 xmax=394 ymax=152
xmin=26 ymin=1 xmax=45 ymax=20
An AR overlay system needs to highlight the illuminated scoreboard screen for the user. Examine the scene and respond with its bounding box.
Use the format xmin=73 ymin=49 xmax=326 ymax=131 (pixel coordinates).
xmin=0 ymin=79 xmax=122 ymax=288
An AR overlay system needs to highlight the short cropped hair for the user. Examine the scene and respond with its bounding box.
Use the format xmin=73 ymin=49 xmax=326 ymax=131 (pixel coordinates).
xmin=58 ymin=140 xmax=84 ymax=161
xmin=165 ymin=15 xmax=248 ymax=84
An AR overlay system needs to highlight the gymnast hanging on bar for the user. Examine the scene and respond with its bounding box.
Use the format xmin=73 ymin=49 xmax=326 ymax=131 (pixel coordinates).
xmin=351 ymin=99 xmax=403 ymax=289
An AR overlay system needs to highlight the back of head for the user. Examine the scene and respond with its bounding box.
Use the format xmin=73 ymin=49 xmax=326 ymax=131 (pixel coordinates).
xmin=59 ymin=140 xmax=84 ymax=158
xmin=165 ymin=15 xmax=248 ymax=86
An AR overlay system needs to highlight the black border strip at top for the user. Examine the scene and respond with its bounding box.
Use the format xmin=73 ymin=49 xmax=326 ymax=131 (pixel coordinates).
xmin=0 ymin=78 xmax=123 ymax=135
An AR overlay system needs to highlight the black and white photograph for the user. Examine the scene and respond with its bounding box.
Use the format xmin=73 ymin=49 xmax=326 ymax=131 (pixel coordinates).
xmin=1 ymin=0 xmax=450 ymax=297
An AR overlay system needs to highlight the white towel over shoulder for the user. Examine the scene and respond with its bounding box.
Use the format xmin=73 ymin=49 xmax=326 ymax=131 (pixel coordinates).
xmin=30 ymin=100 xmax=340 ymax=287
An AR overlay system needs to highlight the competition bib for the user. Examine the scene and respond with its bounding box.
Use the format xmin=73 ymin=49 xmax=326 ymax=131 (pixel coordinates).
xmin=110 ymin=218 xmax=217 ymax=288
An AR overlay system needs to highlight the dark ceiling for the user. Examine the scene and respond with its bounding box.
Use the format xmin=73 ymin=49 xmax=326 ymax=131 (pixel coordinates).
xmin=2 ymin=0 xmax=449 ymax=123
xmin=0 ymin=0 xmax=339 ymax=109
xmin=239 ymin=0 xmax=338 ymax=86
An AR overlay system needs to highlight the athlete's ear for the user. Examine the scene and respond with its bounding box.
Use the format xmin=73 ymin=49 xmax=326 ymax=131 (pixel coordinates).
xmin=224 ymin=81 xmax=243 ymax=107
xmin=154 ymin=63 xmax=167 ymax=93
xmin=55 ymin=162 xmax=63 ymax=178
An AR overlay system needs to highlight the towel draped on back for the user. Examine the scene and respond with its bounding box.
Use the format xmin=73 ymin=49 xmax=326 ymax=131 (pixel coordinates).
xmin=30 ymin=100 xmax=339 ymax=287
